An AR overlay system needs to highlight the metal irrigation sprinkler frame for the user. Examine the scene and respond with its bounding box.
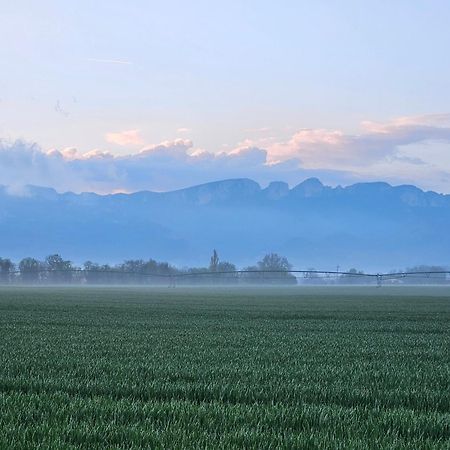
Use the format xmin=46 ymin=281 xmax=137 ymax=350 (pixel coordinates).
xmin=3 ymin=268 xmax=450 ymax=287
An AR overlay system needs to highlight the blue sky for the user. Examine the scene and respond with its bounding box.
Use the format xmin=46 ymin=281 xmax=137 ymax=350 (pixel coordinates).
xmin=1 ymin=1 xmax=450 ymax=193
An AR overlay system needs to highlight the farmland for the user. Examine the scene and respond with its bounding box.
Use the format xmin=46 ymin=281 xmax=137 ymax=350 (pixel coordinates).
xmin=0 ymin=286 xmax=449 ymax=449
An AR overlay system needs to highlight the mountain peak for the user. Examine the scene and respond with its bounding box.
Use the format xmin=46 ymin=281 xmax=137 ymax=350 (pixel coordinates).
xmin=291 ymin=178 xmax=325 ymax=197
xmin=168 ymin=178 xmax=261 ymax=205
xmin=263 ymin=181 xmax=290 ymax=199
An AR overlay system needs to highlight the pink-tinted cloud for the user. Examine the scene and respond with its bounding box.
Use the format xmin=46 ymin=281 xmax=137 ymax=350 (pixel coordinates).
xmin=176 ymin=127 xmax=191 ymax=134
xmin=105 ymin=129 xmax=144 ymax=146
xmin=266 ymin=114 xmax=450 ymax=170
xmin=1 ymin=114 xmax=450 ymax=194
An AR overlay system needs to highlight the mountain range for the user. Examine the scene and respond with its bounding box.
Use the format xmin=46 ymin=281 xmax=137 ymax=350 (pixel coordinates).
xmin=1 ymin=178 xmax=449 ymax=271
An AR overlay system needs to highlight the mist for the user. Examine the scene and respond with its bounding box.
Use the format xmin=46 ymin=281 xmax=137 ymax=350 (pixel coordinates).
xmin=1 ymin=178 xmax=450 ymax=273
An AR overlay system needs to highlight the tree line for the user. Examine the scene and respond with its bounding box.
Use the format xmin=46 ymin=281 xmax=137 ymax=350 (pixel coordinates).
xmin=0 ymin=251 xmax=297 ymax=285
xmin=1 ymin=253 xmax=447 ymax=285
xmin=300 ymin=265 xmax=449 ymax=285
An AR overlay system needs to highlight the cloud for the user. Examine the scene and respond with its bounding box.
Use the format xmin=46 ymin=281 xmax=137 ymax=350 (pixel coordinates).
xmin=266 ymin=114 xmax=450 ymax=171
xmin=0 ymin=139 xmax=351 ymax=194
xmin=176 ymin=127 xmax=191 ymax=133
xmin=1 ymin=114 xmax=450 ymax=194
xmin=105 ymin=129 xmax=144 ymax=146
xmin=362 ymin=113 xmax=450 ymax=131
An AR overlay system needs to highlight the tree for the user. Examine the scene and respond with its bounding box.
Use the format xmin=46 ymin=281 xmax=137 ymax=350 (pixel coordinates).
xmin=216 ymin=261 xmax=237 ymax=284
xmin=257 ymin=253 xmax=292 ymax=272
xmin=0 ymin=258 xmax=15 ymax=284
xmin=19 ymin=257 xmax=42 ymax=284
xmin=45 ymin=254 xmax=73 ymax=284
xmin=155 ymin=261 xmax=177 ymax=284
xmin=209 ymin=249 xmax=219 ymax=272
xmin=256 ymin=253 xmax=296 ymax=285
xmin=118 ymin=259 xmax=145 ymax=284
xmin=217 ymin=261 xmax=236 ymax=272
xmin=84 ymin=261 xmax=101 ymax=284
xmin=240 ymin=265 xmax=260 ymax=284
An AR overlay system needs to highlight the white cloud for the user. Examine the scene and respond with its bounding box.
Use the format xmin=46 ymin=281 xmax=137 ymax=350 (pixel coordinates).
xmin=0 ymin=139 xmax=350 ymax=194
xmin=1 ymin=114 xmax=450 ymax=194
xmin=176 ymin=127 xmax=191 ymax=134
xmin=105 ymin=129 xmax=144 ymax=146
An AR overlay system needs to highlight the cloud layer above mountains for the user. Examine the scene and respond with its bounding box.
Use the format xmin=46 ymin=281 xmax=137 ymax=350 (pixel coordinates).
xmin=1 ymin=115 xmax=450 ymax=194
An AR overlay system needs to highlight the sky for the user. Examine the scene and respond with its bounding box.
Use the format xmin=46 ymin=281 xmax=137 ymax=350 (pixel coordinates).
xmin=1 ymin=0 xmax=450 ymax=193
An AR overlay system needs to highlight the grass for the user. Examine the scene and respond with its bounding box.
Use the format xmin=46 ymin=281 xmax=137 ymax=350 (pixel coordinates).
xmin=0 ymin=286 xmax=449 ymax=449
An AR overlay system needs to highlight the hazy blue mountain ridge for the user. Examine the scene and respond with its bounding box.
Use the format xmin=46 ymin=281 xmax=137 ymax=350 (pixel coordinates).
xmin=0 ymin=178 xmax=448 ymax=271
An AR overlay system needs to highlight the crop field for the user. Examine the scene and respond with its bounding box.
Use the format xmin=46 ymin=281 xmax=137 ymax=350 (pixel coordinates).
xmin=0 ymin=286 xmax=449 ymax=449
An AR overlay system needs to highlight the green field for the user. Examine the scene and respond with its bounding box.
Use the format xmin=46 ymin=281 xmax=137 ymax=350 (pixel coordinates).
xmin=0 ymin=286 xmax=449 ymax=449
